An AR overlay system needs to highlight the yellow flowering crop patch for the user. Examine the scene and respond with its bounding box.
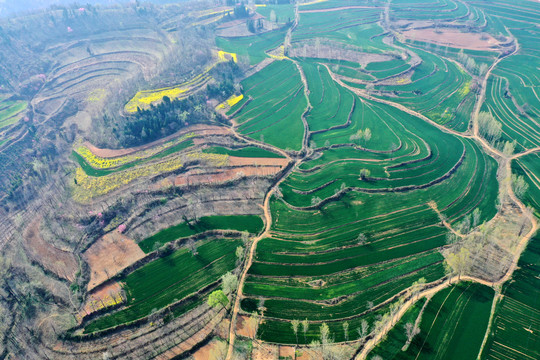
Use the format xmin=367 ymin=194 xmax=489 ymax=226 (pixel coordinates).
xmin=87 ymin=89 xmax=106 ymax=103
xmin=187 ymin=152 xmax=229 ymax=167
xmin=73 ymin=156 xmax=185 ymax=203
xmin=458 ymin=81 xmax=471 ymax=97
xmin=267 ymin=46 xmax=289 ymax=61
xmin=218 ymin=50 xmax=238 ymax=63
xmin=216 ymin=94 xmax=244 ymax=110
xmin=76 ymin=133 xmax=196 ymax=170
xmin=192 ymin=7 xmax=231 ymax=19
xmin=73 ymin=151 xmax=228 ymax=203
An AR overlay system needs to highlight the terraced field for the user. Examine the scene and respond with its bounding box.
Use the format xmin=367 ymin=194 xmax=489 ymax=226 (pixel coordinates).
xmin=369 ymin=282 xmax=494 ymax=359
xmin=481 ymin=235 xmax=540 ymax=360
xmin=233 ymin=60 xmax=307 ymax=150
xmin=214 ymin=0 xmax=540 ymax=358
xmin=47 ymin=0 xmax=538 ymax=357
xmin=84 ymin=239 xmax=241 ymax=333
xmin=0 ymin=95 xmax=27 ymax=130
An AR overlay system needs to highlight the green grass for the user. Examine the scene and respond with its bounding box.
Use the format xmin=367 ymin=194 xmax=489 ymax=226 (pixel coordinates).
xmin=0 ymin=99 xmax=27 ymax=129
xmin=138 ymin=215 xmax=263 ymax=253
xmin=256 ymin=4 xmax=295 ymax=24
xmin=84 ymin=239 xmax=241 ymax=333
xmin=202 ymin=146 xmax=284 ymax=158
xmin=234 ymin=60 xmax=306 ymax=150
xmin=216 ymin=27 xmax=289 ymax=65
xmin=373 ymin=282 xmax=494 ymax=360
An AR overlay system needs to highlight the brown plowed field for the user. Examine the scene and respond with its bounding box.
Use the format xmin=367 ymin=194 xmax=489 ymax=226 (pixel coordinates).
xmin=84 ymin=125 xmax=230 ymax=158
xmin=23 ymin=218 xmax=78 ymax=282
xmin=401 ymin=28 xmax=502 ymax=51
xmin=77 ymin=282 xmax=123 ymax=322
xmin=83 ymin=231 xmax=145 ymax=290
xmin=175 ymin=156 xmax=287 ymax=186
xmin=175 ymin=165 xmax=283 ymax=187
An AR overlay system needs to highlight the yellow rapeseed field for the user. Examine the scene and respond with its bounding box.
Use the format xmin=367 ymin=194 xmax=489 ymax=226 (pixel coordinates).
xmin=218 ymin=50 xmax=238 ymax=63
xmin=216 ymin=94 xmax=244 ymax=110
xmin=76 ymin=133 xmax=196 ymax=170
xmin=73 ymin=151 xmax=228 ymax=203
xmin=267 ymin=46 xmax=289 ymax=61
xmin=125 ymin=50 xmax=236 ymax=113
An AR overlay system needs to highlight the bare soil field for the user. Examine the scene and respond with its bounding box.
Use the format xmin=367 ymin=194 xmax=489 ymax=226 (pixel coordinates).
xmin=279 ymin=345 xmax=296 ymax=359
xmin=83 ymin=231 xmax=145 ymax=290
xmin=252 ymin=342 xmax=279 ymax=360
xmin=174 ymin=156 xmax=287 ymax=186
xmin=235 ymin=315 xmax=253 ymax=338
xmin=77 ymin=282 xmax=123 ymax=322
xmin=175 ymin=165 xmax=283 ymax=187
xmin=23 ymin=218 xmax=78 ymax=282
xmin=401 ymin=28 xmax=502 ymax=51
xmin=84 ymin=125 xmax=229 ymax=158
xmin=289 ymin=42 xmax=393 ymax=67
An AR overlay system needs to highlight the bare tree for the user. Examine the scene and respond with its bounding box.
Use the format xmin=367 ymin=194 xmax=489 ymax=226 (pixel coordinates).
xmin=302 ymin=318 xmax=310 ymax=342
xmin=292 ymin=319 xmax=300 ymax=344
xmin=342 ymin=321 xmax=349 ymax=341
xmin=357 ymin=233 xmax=368 ymax=245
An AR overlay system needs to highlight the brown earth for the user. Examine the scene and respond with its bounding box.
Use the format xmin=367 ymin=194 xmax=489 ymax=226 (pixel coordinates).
xmin=154 ymin=309 xmax=226 ymax=360
xmin=401 ymin=28 xmax=502 ymax=51
xmin=235 ymin=315 xmax=254 ymax=338
xmin=280 ymin=346 xmax=296 ymax=359
xmin=84 ymin=124 xmax=230 ymax=158
xmin=83 ymin=231 xmax=145 ymax=290
xmin=252 ymin=342 xmax=279 ymax=360
xmin=175 ymin=165 xmax=283 ymax=187
xmin=77 ymin=282 xmax=123 ymax=322
xmin=23 ymin=218 xmax=78 ymax=282
xmin=289 ymin=42 xmax=394 ymax=67
xmin=175 ymin=157 xmax=287 ymax=187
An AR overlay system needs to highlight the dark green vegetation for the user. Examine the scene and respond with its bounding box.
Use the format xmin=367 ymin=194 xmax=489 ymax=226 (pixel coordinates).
xmin=105 ymin=88 xmax=229 ymax=148
xmin=512 ymin=152 xmax=540 ymax=216
xmin=370 ymin=282 xmax=494 ymax=360
xmin=84 ymin=239 xmax=241 ymax=333
xmin=476 ymin=0 xmax=540 ymax=152
xmin=482 ymin=235 xmax=540 ymax=360
xmin=138 ymin=215 xmax=263 ymax=253
xmin=202 ymin=146 xmax=284 ymax=158
xmin=216 ymin=0 xmax=538 ymax=351
xmin=233 ymin=60 xmax=307 ymax=150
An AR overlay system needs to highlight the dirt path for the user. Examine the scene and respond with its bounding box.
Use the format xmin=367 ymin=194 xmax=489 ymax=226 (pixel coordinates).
xmin=427 ymin=202 xmax=465 ymax=239
xmin=511 ymin=146 xmax=540 ymax=159
xmin=224 ymin=157 xmax=297 ymax=360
